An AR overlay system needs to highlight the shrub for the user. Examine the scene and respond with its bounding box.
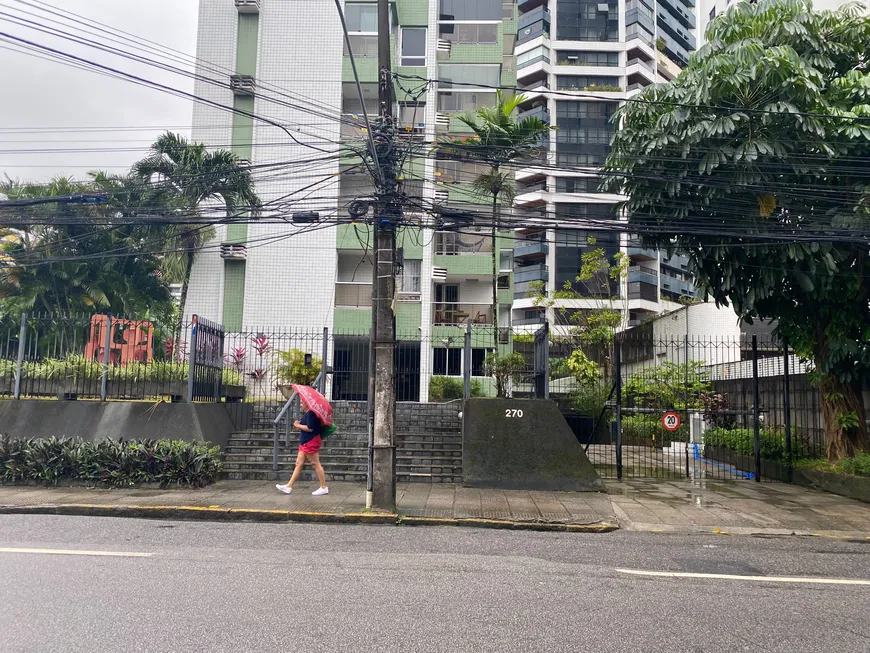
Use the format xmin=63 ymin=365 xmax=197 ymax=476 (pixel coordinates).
xmin=429 ymin=376 xmax=483 ymax=402
xmin=483 ymin=352 xmax=527 ymax=398
xmin=0 ymin=436 xmax=222 ymax=488
xmin=274 ymin=348 xmax=321 ymax=385
xmin=704 ymin=427 xmax=808 ymax=461
xmin=835 ymin=452 xmax=870 ymax=477
xmin=621 ymin=414 xmax=689 ymax=444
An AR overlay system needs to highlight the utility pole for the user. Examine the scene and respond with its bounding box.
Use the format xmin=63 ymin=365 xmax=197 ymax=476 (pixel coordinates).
xmin=371 ymin=0 xmax=398 ymax=511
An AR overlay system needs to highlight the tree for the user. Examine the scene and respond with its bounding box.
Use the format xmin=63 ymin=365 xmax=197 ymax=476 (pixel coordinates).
xmin=133 ymin=133 xmax=260 ymax=342
xmin=436 ymin=92 xmax=552 ymax=348
xmin=0 ymin=175 xmax=172 ymax=317
xmin=602 ymin=0 xmax=870 ymax=462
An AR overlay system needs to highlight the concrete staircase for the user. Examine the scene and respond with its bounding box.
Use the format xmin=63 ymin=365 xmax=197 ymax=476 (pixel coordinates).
xmin=221 ymin=400 xmax=463 ymax=483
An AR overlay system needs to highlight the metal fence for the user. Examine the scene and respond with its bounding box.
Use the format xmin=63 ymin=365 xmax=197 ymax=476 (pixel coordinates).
xmin=0 ymin=312 xmax=227 ymax=403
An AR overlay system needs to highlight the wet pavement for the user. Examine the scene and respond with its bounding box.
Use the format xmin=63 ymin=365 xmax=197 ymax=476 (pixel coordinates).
xmin=607 ymin=477 xmax=870 ymax=537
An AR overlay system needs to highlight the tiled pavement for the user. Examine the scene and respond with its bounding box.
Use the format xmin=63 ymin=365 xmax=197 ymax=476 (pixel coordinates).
xmin=1 ymin=478 xmax=869 ymax=536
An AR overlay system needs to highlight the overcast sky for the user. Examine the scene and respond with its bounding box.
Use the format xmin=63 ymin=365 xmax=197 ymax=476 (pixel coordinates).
xmin=0 ymin=0 xmax=198 ymax=183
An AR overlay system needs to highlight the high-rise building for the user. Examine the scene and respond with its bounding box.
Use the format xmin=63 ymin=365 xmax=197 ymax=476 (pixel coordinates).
xmin=187 ymin=0 xmax=520 ymax=401
xmin=511 ymin=0 xmax=699 ymax=334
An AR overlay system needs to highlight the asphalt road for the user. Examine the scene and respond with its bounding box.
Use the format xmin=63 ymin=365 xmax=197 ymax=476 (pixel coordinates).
xmin=0 ymin=516 xmax=868 ymax=653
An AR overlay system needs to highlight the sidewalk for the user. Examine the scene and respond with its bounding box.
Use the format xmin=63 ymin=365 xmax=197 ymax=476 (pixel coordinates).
xmin=0 ymin=478 xmax=868 ymax=537
xmin=0 ymin=481 xmax=619 ymax=532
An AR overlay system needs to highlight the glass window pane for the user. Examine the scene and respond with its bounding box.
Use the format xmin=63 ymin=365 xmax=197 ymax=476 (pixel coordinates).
xmin=346 ymin=3 xmax=378 ymax=32
xmin=439 ymin=0 xmax=502 ymax=21
xmin=402 ymin=27 xmax=426 ymax=66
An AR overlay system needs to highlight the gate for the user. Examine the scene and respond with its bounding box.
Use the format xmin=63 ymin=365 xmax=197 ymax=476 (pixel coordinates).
xmin=533 ymin=322 xmax=549 ymax=399
xmin=187 ymin=315 xmax=225 ymax=402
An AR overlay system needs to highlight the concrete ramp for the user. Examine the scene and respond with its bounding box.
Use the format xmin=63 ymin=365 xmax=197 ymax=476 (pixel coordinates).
xmin=462 ymin=398 xmax=602 ymax=491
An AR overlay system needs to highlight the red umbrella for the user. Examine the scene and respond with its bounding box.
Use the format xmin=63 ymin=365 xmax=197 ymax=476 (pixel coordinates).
xmin=291 ymin=384 xmax=333 ymax=427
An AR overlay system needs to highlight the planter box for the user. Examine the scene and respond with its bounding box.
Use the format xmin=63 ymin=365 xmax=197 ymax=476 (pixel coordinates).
xmin=794 ymin=468 xmax=870 ymax=504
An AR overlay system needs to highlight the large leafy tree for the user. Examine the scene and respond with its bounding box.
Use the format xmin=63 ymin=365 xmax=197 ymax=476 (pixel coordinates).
xmin=603 ymin=0 xmax=870 ymax=461
xmin=0 ymin=175 xmax=171 ymax=317
xmin=133 ymin=132 xmax=260 ymax=341
xmin=437 ymin=92 xmax=552 ymax=347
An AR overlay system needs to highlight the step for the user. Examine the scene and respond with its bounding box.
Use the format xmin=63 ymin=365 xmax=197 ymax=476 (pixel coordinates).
xmin=222 ymin=471 xmax=368 ymax=482
xmin=222 ymin=462 xmax=370 ymax=473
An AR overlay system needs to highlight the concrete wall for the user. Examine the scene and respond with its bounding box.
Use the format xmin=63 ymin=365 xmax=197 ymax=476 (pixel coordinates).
xmin=0 ymin=400 xmax=235 ymax=449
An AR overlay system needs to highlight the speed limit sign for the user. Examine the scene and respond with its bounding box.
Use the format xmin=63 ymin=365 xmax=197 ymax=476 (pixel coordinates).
xmin=661 ymin=411 xmax=681 ymax=432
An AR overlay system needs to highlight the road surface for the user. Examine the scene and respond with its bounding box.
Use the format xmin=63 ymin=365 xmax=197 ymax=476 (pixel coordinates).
xmin=0 ymin=515 xmax=868 ymax=652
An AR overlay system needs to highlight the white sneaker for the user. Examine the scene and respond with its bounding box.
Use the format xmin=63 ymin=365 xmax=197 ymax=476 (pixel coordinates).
xmin=276 ymin=484 xmax=292 ymax=495
xmin=312 ymin=487 xmax=329 ymax=496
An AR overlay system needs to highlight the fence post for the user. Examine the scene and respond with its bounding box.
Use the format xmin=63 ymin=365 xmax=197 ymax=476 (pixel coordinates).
xmin=684 ymin=333 xmax=690 ymax=479
xmin=542 ymin=321 xmax=550 ymax=400
xmin=366 ymin=327 xmax=374 ymax=508
xmin=13 ymin=311 xmax=27 ymax=400
xmin=783 ymin=342 xmax=793 ymax=484
xmin=463 ymin=322 xmax=472 ymax=399
xmin=752 ymin=334 xmax=761 ymax=482
xmin=186 ymin=315 xmax=198 ymax=403
xmin=615 ymin=338 xmax=623 ymax=481
xmin=100 ymin=314 xmax=112 ymax=402
xmin=320 ymin=327 xmax=329 ymax=395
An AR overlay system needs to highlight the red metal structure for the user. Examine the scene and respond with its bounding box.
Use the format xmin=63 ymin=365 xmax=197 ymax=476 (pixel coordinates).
xmin=84 ymin=315 xmax=154 ymax=365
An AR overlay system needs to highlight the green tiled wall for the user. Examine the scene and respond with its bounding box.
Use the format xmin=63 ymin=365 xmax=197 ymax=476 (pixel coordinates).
xmin=235 ymin=14 xmax=259 ymax=76
xmin=222 ymin=261 xmax=246 ymax=331
xmin=396 ymin=0 xmax=428 ymax=25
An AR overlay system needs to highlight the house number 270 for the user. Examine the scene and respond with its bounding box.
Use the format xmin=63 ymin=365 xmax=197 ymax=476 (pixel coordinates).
xmin=505 ymin=409 xmax=524 ymax=418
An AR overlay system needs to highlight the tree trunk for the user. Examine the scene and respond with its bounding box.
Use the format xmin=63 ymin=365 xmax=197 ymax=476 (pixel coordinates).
xmin=491 ymin=194 xmax=500 ymax=351
xmin=174 ymin=249 xmax=195 ymax=358
xmin=818 ymin=373 xmax=869 ymax=463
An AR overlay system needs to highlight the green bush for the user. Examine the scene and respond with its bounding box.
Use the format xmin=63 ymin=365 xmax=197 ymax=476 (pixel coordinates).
xmin=834 ymin=452 xmax=870 ymax=477
xmin=621 ymin=414 xmax=689 ymax=444
xmin=703 ymin=427 xmax=808 ymax=461
xmin=0 ymin=436 xmax=222 ymax=488
xmin=429 ymin=376 xmax=483 ymax=402
xmin=0 ymin=357 xmax=243 ymax=387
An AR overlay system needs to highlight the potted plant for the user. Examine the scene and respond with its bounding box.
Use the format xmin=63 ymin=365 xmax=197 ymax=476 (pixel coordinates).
xmin=274 ymin=348 xmax=322 ymax=399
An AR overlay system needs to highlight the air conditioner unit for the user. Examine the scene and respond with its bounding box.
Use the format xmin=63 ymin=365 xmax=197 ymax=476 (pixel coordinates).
xmin=230 ymin=74 xmax=256 ymax=96
xmin=436 ymin=39 xmax=452 ymax=54
xmin=235 ymin=0 xmax=260 ymax=13
xmin=433 ymin=188 xmax=449 ymax=203
xmin=432 ymin=267 xmax=448 ymax=283
xmin=435 ymin=112 xmax=450 ymax=128
xmin=220 ymin=243 xmax=248 ymax=260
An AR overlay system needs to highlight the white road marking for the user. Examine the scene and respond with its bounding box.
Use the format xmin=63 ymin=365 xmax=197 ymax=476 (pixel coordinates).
xmin=616 ymin=568 xmax=870 ymax=586
xmin=0 ymin=547 xmax=152 ymax=558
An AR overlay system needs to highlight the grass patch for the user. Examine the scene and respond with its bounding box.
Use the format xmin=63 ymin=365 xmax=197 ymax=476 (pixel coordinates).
xmin=796 ymin=452 xmax=870 ymax=477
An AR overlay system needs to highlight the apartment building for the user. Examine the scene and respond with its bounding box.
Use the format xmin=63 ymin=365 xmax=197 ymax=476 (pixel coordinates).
xmin=511 ymin=0 xmax=699 ymax=334
xmin=185 ymin=0 xmax=699 ymax=401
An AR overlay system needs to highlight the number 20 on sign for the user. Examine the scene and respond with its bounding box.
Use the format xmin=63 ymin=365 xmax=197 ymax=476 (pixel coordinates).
xmin=661 ymin=411 xmax=681 ymax=432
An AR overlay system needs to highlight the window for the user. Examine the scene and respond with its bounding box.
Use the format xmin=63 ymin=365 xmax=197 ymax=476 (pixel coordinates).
xmin=401 ymin=28 xmax=426 ymax=66
xmin=517 ymin=46 xmax=550 ymax=69
xmin=437 ymin=91 xmax=497 ymax=112
xmin=556 ymin=0 xmax=618 ymax=41
xmin=556 ymin=76 xmax=620 ymax=91
xmin=439 ymin=23 xmax=499 ymax=44
xmin=555 ymin=177 xmax=601 ymax=193
xmin=343 ymin=35 xmax=379 ymax=58
xmin=399 ymin=260 xmax=422 ymax=294
xmin=557 ymin=51 xmax=618 ymax=67
xmin=497 ymin=274 xmax=510 ymax=290
xmin=439 ymin=0 xmax=502 ymax=21
xmin=625 ymin=23 xmax=655 ymax=44
xmin=499 ymin=249 xmax=513 ymax=272
xmin=433 ymin=348 xmax=462 ymax=376
xmin=471 ymin=348 xmax=488 ymax=376
xmin=346 ymin=3 xmax=378 ymax=32
xmin=439 ymin=64 xmax=501 ymax=88
xmin=709 ymin=7 xmax=716 ymax=20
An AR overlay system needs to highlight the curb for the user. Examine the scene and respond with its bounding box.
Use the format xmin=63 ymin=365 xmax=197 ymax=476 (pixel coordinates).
xmin=0 ymin=503 xmax=618 ymax=533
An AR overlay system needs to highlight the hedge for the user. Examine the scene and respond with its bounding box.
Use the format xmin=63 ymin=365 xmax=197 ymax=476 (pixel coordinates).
xmin=429 ymin=376 xmax=484 ymax=402
xmin=621 ymin=414 xmax=689 ymax=444
xmin=0 ymin=436 xmax=223 ymax=487
xmin=0 ymin=356 xmax=243 ymax=386
xmin=704 ymin=427 xmax=808 ymax=461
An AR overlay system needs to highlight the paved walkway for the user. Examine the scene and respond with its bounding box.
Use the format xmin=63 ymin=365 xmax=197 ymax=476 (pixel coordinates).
xmin=0 ymin=478 xmax=868 ymax=537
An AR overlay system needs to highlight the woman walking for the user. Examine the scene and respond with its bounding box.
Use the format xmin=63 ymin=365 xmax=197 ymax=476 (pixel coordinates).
xmin=276 ymin=396 xmax=329 ymax=496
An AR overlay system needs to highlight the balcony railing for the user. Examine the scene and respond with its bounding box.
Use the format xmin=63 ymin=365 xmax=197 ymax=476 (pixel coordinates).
xmin=628 ymin=265 xmax=658 ymax=287
xmin=514 ymin=240 xmax=549 ymax=259
xmin=335 ymin=282 xmax=372 ymax=308
xmin=517 ymin=105 xmax=551 ymax=124
xmin=627 ymin=57 xmax=654 ymax=72
xmin=517 ymin=180 xmax=548 ymax=194
xmin=432 ymin=303 xmax=492 ymax=326
xmin=434 ymin=231 xmax=492 ymax=255
xmin=513 ymin=263 xmax=548 ymax=284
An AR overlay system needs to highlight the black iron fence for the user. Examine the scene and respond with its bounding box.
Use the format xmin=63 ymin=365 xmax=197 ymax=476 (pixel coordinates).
xmin=0 ymin=312 xmax=230 ymax=402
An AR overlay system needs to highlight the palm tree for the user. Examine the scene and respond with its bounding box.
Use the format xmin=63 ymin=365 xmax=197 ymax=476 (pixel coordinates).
xmin=132 ymin=133 xmax=260 ymax=342
xmin=436 ymin=92 xmax=551 ymax=348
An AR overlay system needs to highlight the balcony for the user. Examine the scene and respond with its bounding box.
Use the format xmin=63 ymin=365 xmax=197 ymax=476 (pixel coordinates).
xmin=514 ymin=313 xmax=547 ymax=326
xmin=628 ymin=265 xmax=658 ymax=287
xmin=335 ymin=283 xmax=372 ymax=308
xmin=657 ymin=12 xmax=696 ymax=52
xmin=628 ymin=281 xmax=659 ymax=302
xmin=516 ymin=180 xmax=548 ymax=194
xmin=517 ymin=0 xmax=548 ymax=13
xmin=518 ymin=6 xmax=551 ymax=31
xmin=432 ymin=303 xmax=492 ymax=326
xmin=658 ymin=0 xmax=696 ymax=29
xmin=517 ymin=105 xmax=551 ymax=124
xmin=514 ymin=263 xmax=548 ymax=284
xmin=434 ymin=231 xmax=492 ymax=256
xmin=661 ymin=277 xmax=696 ymax=298
xmin=235 ymin=0 xmax=260 ymax=13
xmin=230 ymin=74 xmax=256 ymax=96
xmin=627 ymin=246 xmax=657 ymax=261
xmin=514 ymin=240 xmax=549 ymax=260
